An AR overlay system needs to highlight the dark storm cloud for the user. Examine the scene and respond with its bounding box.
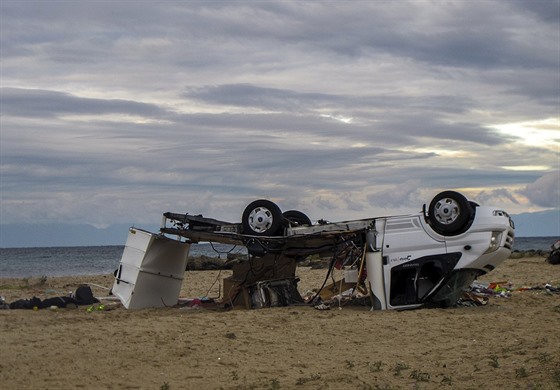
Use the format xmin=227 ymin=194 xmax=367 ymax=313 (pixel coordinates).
xmin=185 ymin=84 xmax=338 ymax=111
xmin=375 ymin=116 xmax=509 ymax=146
xmin=510 ymin=0 xmax=560 ymax=23
xmin=184 ymin=84 xmax=475 ymax=115
xmin=237 ymin=1 xmax=559 ymax=70
xmin=1 ymin=88 xmax=170 ymax=118
xmin=183 ymin=85 xmax=507 ymax=146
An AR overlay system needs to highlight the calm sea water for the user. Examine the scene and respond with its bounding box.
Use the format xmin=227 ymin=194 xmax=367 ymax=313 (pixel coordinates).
xmin=0 ymin=237 xmax=556 ymax=278
xmin=0 ymin=243 xmax=246 ymax=278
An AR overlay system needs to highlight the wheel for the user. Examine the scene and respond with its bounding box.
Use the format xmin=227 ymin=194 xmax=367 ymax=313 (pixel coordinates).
xmin=242 ymin=199 xmax=283 ymax=236
xmin=428 ymin=191 xmax=473 ymax=236
xmin=282 ymin=210 xmax=312 ymax=227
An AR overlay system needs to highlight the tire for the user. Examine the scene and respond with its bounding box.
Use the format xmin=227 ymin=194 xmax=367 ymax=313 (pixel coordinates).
xmin=428 ymin=191 xmax=473 ymax=236
xmin=282 ymin=210 xmax=312 ymax=227
xmin=242 ymin=199 xmax=283 ymax=236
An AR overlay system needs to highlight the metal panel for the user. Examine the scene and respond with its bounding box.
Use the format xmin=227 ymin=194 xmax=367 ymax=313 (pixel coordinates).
xmin=112 ymin=228 xmax=190 ymax=309
xmin=366 ymin=251 xmax=386 ymax=310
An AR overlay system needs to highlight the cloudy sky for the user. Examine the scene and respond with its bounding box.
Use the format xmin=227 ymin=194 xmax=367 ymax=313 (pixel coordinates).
xmin=1 ymin=1 xmax=559 ymax=236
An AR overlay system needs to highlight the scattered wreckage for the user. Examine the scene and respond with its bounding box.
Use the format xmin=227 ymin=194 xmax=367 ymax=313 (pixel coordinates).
xmin=111 ymin=191 xmax=515 ymax=311
xmin=547 ymin=240 xmax=560 ymax=265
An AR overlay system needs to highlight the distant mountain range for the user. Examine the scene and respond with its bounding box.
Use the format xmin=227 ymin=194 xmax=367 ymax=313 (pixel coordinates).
xmin=0 ymin=210 xmax=558 ymax=248
xmin=509 ymin=210 xmax=559 ymax=238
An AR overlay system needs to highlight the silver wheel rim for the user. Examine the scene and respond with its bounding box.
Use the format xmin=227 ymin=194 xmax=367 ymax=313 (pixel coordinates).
xmin=248 ymin=207 xmax=275 ymax=233
xmin=433 ymin=197 xmax=460 ymax=225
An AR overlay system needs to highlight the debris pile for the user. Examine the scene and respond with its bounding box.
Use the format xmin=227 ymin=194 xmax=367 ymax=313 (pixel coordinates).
xmin=546 ymin=239 xmax=560 ymax=265
xmin=2 ymin=285 xmax=99 ymax=310
xmin=458 ymin=280 xmax=560 ymax=307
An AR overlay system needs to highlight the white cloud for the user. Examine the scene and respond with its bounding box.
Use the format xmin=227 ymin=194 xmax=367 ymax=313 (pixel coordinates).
xmin=519 ymin=171 xmax=560 ymax=208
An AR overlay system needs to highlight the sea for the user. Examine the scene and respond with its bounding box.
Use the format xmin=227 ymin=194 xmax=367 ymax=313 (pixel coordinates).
xmin=0 ymin=236 xmax=557 ymax=278
xmin=0 ymin=243 xmax=247 ymax=278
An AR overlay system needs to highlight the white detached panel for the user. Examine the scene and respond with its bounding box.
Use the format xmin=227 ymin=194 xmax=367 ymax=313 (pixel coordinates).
xmin=112 ymin=228 xmax=190 ymax=309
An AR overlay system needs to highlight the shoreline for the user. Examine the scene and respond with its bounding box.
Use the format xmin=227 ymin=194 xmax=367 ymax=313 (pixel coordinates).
xmin=0 ymin=248 xmax=555 ymax=279
xmin=1 ymin=256 xmax=557 ymax=304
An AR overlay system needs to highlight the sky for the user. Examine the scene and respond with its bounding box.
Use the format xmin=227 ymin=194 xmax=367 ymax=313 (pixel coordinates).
xmin=1 ymin=1 xmax=559 ymax=241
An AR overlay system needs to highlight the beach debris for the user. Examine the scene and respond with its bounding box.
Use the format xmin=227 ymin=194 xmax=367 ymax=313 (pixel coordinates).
xmin=546 ymin=239 xmax=560 ymax=265
xmin=458 ymin=279 xmax=560 ymax=306
xmin=314 ymin=303 xmax=330 ymax=310
xmin=179 ymin=298 xmax=205 ymax=310
xmin=111 ymin=228 xmax=190 ymax=310
xmin=86 ymin=304 xmax=106 ymax=313
xmin=0 ymin=296 xmax=8 ymax=310
xmin=457 ymin=281 xmax=512 ymax=306
xmin=515 ymin=284 xmax=560 ymax=293
xmin=304 ymin=266 xmax=372 ymax=310
xmin=6 ymin=285 xmax=99 ymax=310
xmin=221 ymin=254 xmax=303 ymax=309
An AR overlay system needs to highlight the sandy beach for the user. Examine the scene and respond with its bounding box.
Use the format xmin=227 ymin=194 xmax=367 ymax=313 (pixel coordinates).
xmin=1 ymin=256 xmax=559 ymax=389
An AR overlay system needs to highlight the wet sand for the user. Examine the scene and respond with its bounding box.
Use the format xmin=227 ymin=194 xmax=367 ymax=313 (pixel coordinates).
xmin=1 ymin=257 xmax=559 ymax=389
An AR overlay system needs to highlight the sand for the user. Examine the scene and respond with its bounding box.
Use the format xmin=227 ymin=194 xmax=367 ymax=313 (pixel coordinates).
xmin=1 ymin=257 xmax=559 ymax=390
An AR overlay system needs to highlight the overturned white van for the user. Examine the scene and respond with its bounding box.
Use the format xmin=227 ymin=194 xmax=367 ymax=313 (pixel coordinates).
xmin=114 ymin=191 xmax=514 ymax=310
